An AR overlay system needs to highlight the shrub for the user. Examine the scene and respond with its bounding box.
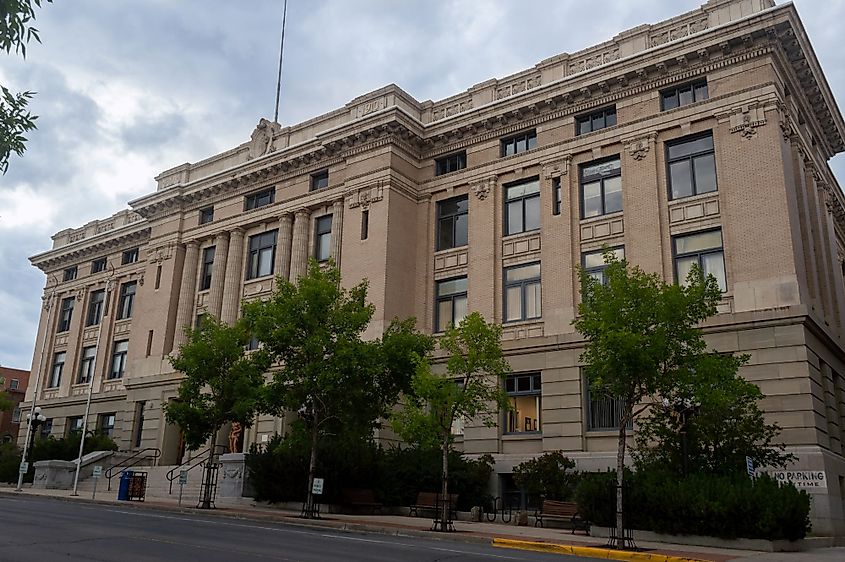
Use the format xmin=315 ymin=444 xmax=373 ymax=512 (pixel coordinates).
xmin=0 ymin=442 xmax=22 ymax=483
xmin=575 ymin=467 xmax=811 ymax=541
xmin=513 ymin=451 xmax=577 ymax=502
xmin=0 ymin=433 xmax=119 ymax=483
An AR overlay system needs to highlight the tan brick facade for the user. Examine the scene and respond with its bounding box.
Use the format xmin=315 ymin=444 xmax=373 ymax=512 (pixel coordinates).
xmin=21 ymin=0 xmax=845 ymax=534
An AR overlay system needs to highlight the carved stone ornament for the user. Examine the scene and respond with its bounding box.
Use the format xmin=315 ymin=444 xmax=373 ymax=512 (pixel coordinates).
xmin=542 ymin=156 xmax=572 ymax=180
xmin=347 ymin=181 xmax=385 ymax=209
xmin=730 ymin=104 xmax=767 ymax=139
xmin=472 ymin=175 xmax=498 ymax=200
xmin=147 ymin=242 xmax=176 ymax=264
xmin=624 ymin=133 xmax=656 ymax=161
xmin=248 ymin=118 xmax=282 ymax=159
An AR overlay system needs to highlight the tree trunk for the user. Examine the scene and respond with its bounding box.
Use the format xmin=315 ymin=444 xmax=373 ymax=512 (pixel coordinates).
xmin=440 ymin=436 xmax=449 ymax=532
xmin=305 ymin=421 xmax=319 ymax=518
xmin=615 ymin=415 xmax=627 ymax=548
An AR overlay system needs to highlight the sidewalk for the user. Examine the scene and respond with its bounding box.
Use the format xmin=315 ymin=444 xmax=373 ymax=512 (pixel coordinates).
xmin=0 ymin=485 xmax=837 ymax=562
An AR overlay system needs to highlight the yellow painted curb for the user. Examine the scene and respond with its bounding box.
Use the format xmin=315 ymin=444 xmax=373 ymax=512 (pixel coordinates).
xmin=491 ymin=538 xmax=710 ymax=562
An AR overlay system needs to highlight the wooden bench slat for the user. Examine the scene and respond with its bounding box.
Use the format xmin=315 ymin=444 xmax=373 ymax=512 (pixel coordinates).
xmin=534 ymin=500 xmax=589 ymax=535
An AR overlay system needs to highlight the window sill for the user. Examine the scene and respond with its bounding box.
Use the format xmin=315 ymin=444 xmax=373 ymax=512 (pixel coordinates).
xmin=668 ymin=190 xmax=718 ymax=206
xmin=502 ymin=432 xmax=542 ymax=440
xmin=502 ymin=317 xmax=542 ymax=326
xmin=579 ymin=211 xmax=623 ymax=224
xmin=434 ymin=245 xmax=468 ymax=256
xmin=502 ymin=229 xmax=540 ymax=242
xmin=585 ymin=429 xmax=633 ymax=436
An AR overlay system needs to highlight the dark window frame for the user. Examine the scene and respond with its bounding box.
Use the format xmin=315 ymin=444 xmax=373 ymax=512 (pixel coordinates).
xmin=500 ymin=130 xmax=537 ymax=157
xmin=582 ymin=247 xmax=625 ymax=286
xmin=199 ymin=246 xmax=215 ymax=291
xmin=199 ymin=206 xmax=214 ymax=225
xmin=434 ymin=276 xmax=468 ymax=333
xmin=580 ymin=156 xmax=622 ymax=219
xmin=98 ymin=413 xmax=116 ymax=437
xmin=504 ymin=372 xmax=542 ymax=434
xmin=58 ymin=297 xmax=74 ymax=332
xmin=109 ymin=340 xmax=129 ymax=379
xmin=661 ymin=79 xmax=708 ymax=111
xmin=503 ymin=262 xmax=542 ymax=323
xmin=552 ymin=178 xmax=561 ymax=216
xmin=666 ymin=132 xmax=717 ymax=200
xmin=586 ymin=384 xmax=632 ymax=431
xmin=77 ymin=345 xmax=97 ymax=384
xmin=67 ymin=416 xmax=84 ymax=436
xmin=435 ymin=151 xmax=467 ymax=176
xmin=503 ymin=177 xmax=541 ymax=236
xmin=244 ymin=187 xmax=275 ymax=211
xmin=246 ymin=230 xmax=277 ymax=280
xmin=575 ymin=105 xmax=617 ymax=135
xmin=63 ymin=266 xmax=77 ymax=282
xmin=117 ymin=281 xmax=137 ymax=320
xmin=672 ymin=228 xmax=727 ymax=292
xmin=311 ymin=170 xmax=329 ymax=191
xmin=86 ymin=289 xmax=105 ymax=327
xmin=48 ymin=352 xmax=65 ymax=388
xmin=91 ymin=257 xmax=107 ymax=274
xmin=122 ymin=248 xmax=139 ymax=265
xmin=314 ymin=215 xmax=333 ymax=262
xmin=361 ymin=209 xmax=369 ymax=240
xmin=436 ymin=195 xmax=469 ymax=251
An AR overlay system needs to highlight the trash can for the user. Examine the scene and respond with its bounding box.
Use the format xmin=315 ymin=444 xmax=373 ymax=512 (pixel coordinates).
xmin=117 ymin=470 xmax=133 ymax=501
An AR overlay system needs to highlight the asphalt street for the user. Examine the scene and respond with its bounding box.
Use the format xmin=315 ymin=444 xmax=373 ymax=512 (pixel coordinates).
xmin=0 ymin=495 xmax=600 ymax=562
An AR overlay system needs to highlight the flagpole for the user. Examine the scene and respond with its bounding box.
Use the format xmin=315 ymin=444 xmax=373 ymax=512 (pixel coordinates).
xmin=273 ymin=0 xmax=288 ymax=123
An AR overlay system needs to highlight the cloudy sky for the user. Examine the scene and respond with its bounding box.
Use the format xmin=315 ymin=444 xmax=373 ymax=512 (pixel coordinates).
xmin=1 ymin=0 xmax=843 ymax=370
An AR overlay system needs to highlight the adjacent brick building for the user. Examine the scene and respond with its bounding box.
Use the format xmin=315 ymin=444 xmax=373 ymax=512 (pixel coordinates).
xmin=1 ymin=366 xmax=30 ymax=444
xmin=21 ymin=0 xmax=845 ymax=534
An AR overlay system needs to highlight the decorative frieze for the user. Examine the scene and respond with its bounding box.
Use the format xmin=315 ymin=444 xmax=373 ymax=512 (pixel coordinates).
xmin=147 ymin=242 xmax=176 ymax=264
xmin=624 ymin=133 xmax=657 ymax=161
xmin=669 ymin=195 xmax=720 ymax=224
xmin=503 ymin=234 xmax=541 ymax=258
xmin=569 ymin=49 xmax=620 ymax=75
xmin=649 ymin=17 xmax=709 ymax=47
xmin=347 ymin=181 xmax=385 ymax=209
xmin=580 ymin=216 xmax=624 ymax=241
xmin=542 ymin=156 xmax=571 ymax=180
xmin=354 ymin=96 xmax=387 ymax=119
xmin=728 ymin=103 xmax=768 ymax=139
xmin=496 ymin=75 xmax=542 ymax=100
xmin=472 ymin=175 xmax=498 ymax=200
xmin=432 ymin=98 xmax=473 ymax=121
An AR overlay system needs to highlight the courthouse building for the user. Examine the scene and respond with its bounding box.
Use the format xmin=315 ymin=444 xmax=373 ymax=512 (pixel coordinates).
xmin=21 ymin=0 xmax=845 ymax=533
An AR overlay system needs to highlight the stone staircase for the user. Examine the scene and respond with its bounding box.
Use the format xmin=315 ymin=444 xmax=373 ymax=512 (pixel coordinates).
xmin=73 ymin=464 xmax=206 ymax=503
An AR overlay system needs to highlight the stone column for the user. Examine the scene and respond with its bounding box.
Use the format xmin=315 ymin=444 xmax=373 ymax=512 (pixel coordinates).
xmin=173 ymin=241 xmax=200 ymax=348
xmin=329 ymin=199 xmax=344 ymax=268
xmin=221 ymin=228 xmax=245 ymax=325
xmin=274 ymin=213 xmax=294 ymax=281
xmin=289 ymin=209 xmax=311 ymax=282
xmin=206 ymin=231 xmax=230 ymax=319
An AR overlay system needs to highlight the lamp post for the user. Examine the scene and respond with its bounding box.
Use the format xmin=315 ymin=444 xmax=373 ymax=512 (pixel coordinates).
xmin=17 ymin=407 xmax=47 ymax=485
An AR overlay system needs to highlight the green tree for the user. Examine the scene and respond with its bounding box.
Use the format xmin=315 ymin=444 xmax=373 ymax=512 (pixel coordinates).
xmin=243 ymin=260 xmax=433 ymax=518
xmin=0 ymin=375 xmax=12 ymax=412
xmin=1 ymin=0 xmax=52 ymax=174
xmin=166 ymin=315 xmax=269 ymax=507
xmin=393 ymin=312 xmax=510 ymax=530
xmin=573 ymin=251 xmax=736 ymax=547
xmin=513 ymin=451 xmax=577 ymax=502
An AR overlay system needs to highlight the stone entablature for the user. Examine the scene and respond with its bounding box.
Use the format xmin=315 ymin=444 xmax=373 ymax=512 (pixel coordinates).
xmin=50 ymin=209 xmax=144 ymax=249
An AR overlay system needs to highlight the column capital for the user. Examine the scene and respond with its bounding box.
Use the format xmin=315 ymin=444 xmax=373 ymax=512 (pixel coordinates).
xmin=229 ymin=227 xmax=246 ymax=238
xmin=279 ymin=212 xmax=294 ymax=223
xmin=294 ymin=208 xmax=310 ymax=218
xmin=184 ymin=240 xmax=200 ymax=249
xmin=214 ymin=230 xmax=231 ymax=242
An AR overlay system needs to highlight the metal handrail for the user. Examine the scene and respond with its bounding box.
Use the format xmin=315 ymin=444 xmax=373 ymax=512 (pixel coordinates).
xmin=166 ymin=444 xmax=227 ymax=494
xmin=105 ymin=448 xmax=161 ymax=491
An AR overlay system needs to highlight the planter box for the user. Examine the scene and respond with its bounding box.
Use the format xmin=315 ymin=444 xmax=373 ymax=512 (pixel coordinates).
xmin=590 ymin=526 xmax=827 ymax=552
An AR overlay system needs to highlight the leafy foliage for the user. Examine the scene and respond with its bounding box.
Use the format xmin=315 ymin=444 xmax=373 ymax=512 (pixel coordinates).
xmin=513 ymin=451 xmax=577 ymax=501
xmin=166 ymin=315 xmax=270 ymax=451
xmin=575 ymin=468 xmax=811 ymax=541
xmin=0 ymin=433 xmax=117 ymax=483
xmin=0 ymin=375 xmax=12 ymax=412
xmin=0 ymin=0 xmax=52 ymax=56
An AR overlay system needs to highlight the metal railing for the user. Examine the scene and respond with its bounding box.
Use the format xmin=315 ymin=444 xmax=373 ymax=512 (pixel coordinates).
xmin=105 ymin=448 xmax=161 ymax=491
xmin=166 ymin=444 xmax=227 ymax=494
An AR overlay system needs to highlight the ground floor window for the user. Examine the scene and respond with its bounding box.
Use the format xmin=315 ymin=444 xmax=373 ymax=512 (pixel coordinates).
xmin=586 ymin=386 xmax=632 ymax=431
xmin=98 ymin=413 xmax=116 ymax=437
xmin=505 ymin=373 xmax=541 ymax=433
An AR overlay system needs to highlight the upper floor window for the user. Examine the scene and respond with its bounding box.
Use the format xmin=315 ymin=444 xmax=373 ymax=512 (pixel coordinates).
xmin=505 ymin=373 xmax=541 ymax=433
xmin=311 ymin=170 xmax=329 ymax=191
xmin=661 ymin=80 xmax=708 ymax=111
xmin=12 ymin=407 xmax=21 ymax=423
xmin=436 ymin=196 xmax=468 ymax=251
xmin=49 ymin=352 xmax=65 ymax=388
xmin=77 ymin=345 xmax=97 ymax=384
xmin=58 ymin=297 xmax=74 ymax=332
xmin=360 ymin=209 xmax=369 ymax=240
xmin=86 ymin=289 xmax=105 ymax=327
xmin=667 ymin=133 xmax=716 ymax=200
xmin=504 ymin=262 xmax=541 ymax=322
xmin=122 ymin=248 xmax=139 ymax=264
xmin=501 ymin=130 xmax=537 ymax=157
xmin=9 ymin=379 xmax=18 ymax=390
xmin=244 ymin=187 xmax=274 ymax=211
xmin=63 ymin=266 xmax=77 ymax=282
xmin=576 ymin=106 xmax=617 ymax=135
xmin=109 ymin=340 xmax=129 ymax=379
xmin=199 ymin=207 xmax=214 ymax=225
xmin=314 ymin=215 xmax=333 ymax=262
xmin=91 ymin=257 xmax=107 ymax=274
xmin=435 ymin=152 xmax=467 ymax=176
xmin=581 ymin=157 xmax=622 ymax=219
xmin=583 ymin=247 xmax=625 ymax=285
xmin=247 ymin=230 xmax=277 ymax=279
xmin=200 ymin=246 xmax=215 ymax=291
xmin=552 ymin=178 xmax=562 ymax=216
xmin=673 ymin=229 xmax=726 ymax=292
xmin=504 ymin=178 xmax=540 ymax=236
xmin=435 ymin=277 xmax=467 ymax=332
xmin=117 ymin=281 xmax=137 ymax=320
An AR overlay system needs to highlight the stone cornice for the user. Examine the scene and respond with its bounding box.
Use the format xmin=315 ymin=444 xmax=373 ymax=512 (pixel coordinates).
xmin=30 ymin=227 xmax=151 ymax=272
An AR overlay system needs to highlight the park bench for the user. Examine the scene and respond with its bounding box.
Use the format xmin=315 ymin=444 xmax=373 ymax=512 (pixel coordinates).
xmin=408 ymin=491 xmax=459 ymax=517
xmin=534 ymin=499 xmax=589 ymax=534
xmin=341 ymin=488 xmax=383 ymax=514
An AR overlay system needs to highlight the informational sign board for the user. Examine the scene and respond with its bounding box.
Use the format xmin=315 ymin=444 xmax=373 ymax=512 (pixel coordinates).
xmin=745 ymin=456 xmax=754 ymax=478
xmin=179 ymin=470 xmax=188 ymax=485
xmin=19 ymin=462 xmax=28 ymax=474
xmin=312 ymin=477 xmax=324 ymax=495
xmin=92 ymin=465 xmax=103 ymax=478
xmin=771 ymin=471 xmax=827 ymax=491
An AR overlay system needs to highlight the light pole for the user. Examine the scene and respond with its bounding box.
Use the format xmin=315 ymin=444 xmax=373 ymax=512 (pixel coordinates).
xmin=16 ymin=407 xmax=47 ymax=487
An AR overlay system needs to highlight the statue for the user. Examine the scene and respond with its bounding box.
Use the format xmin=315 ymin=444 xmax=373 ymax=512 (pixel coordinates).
xmin=228 ymin=421 xmax=243 ymax=454
xmin=248 ymin=118 xmax=280 ymax=159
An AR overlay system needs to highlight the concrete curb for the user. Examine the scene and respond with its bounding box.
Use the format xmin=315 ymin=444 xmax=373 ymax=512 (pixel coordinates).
xmin=492 ymin=538 xmax=710 ymax=562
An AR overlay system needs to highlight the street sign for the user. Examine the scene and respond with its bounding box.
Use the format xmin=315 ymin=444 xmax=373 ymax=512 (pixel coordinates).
xmin=92 ymin=465 xmax=103 ymax=478
xmin=179 ymin=470 xmax=188 ymax=485
xmin=312 ymin=477 xmax=324 ymax=495
xmin=771 ymin=470 xmax=827 ymax=491
xmin=745 ymin=456 xmax=754 ymax=478
xmin=19 ymin=462 xmax=29 ymax=474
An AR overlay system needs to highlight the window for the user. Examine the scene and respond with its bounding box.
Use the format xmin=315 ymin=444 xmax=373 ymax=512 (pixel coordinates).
xmin=200 ymin=246 xmax=215 ymax=291
xmin=247 ymin=231 xmax=277 ymax=279
xmin=501 ymin=130 xmax=537 ymax=157
xmin=195 ymin=313 xmax=206 ymax=330
xmin=66 ymin=416 xmax=84 ymax=436
xmin=63 ymin=266 xmax=77 ymax=282
xmin=199 ymin=207 xmax=214 ymax=224
xmin=12 ymin=407 xmax=21 ymax=423
xmin=436 ymin=196 xmax=468 ymax=251
xmin=667 ymin=133 xmax=717 ymax=200
xmin=122 ymin=248 xmax=139 ymax=264
xmin=133 ymin=401 xmax=146 ymax=448
xmin=673 ymin=229 xmax=726 ymax=291
xmin=587 ymin=385 xmax=632 ymax=431
xmin=86 ymin=289 xmax=105 ymax=326
xmin=58 ymin=297 xmax=74 ymax=332
xmin=98 ymin=413 xmax=116 ymax=437
xmin=314 ymin=216 xmax=333 ymax=262
xmin=661 ymin=80 xmax=708 ymax=111
xmin=580 ymin=157 xmax=622 ymax=218
xmin=117 ymin=281 xmax=137 ymax=319
xmin=9 ymin=378 xmax=18 ymax=390
xmin=39 ymin=418 xmax=53 ymax=439
xmin=77 ymin=346 xmax=97 ymax=384
xmin=154 ymin=265 xmax=162 ymax=290
xmin=505 ymin=373 xmax=542 ymax=433
xmin=311 ymin=170 xmax=329 ymax=191
xmin=91 ymin=257 xmax=107 ymax=274
xmin=246 ymin=335 xmax=260 ymax=351
xmin=361 ymin=209 xmax=369 ymax=240
xmin=504 ymin=262 xmax=541 ymax=322
xmin=576 ymin=106 xmax=617 ymax=135
xmin=435 ymin=151 xmax=467 ymax=176
xmin=244 ymin=187 xmax=275 ymax=210
xmin=49 ymin=352 xmax=65 ymax=388
xmin=582 ymin=247 xmax=625 ymax=285
xmin=435 ymin=277 xmax=468 ymax=332
xmin=109 ymin=340 xmax=129 ymax=379
xmin=504 ymin=178 xmax=540 ymax=236
xmin=552 ymin=178 xmax=561 ymax=216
